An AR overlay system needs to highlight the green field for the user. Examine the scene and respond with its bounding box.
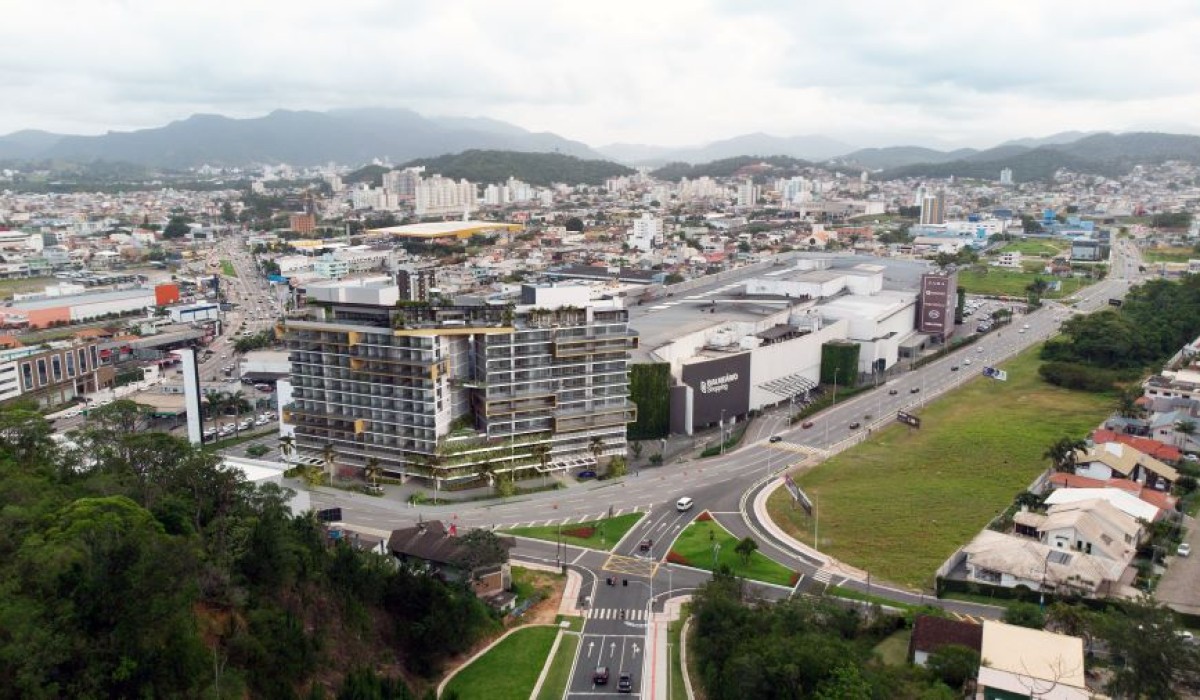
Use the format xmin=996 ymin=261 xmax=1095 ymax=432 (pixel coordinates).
xmin=767 ymin=345 xmax=1115 ymax=589
xmin=220 ymin=259 xmax=237 ymax=277
xmin=503 ymin=512 xmax=644 ymax=551
xmin=668 ymin=517 xmax=795 ymax=587
xmin=873 ymin=628 xmax=912 ymax=666
xmin=956 ymin=268 xmax=1090 ymax=298
xmin=0 ymin=276 xmax=55 ymax=300
xmin=998 ymin=240 xmax=1064 ymax=257
xmin=1143 ymin=247 xmax=1197 ymax=263
xmin=444 ymin=625 xmax=559 ymax=700
xmin=535 ymin=630 xmax=579 ymax=700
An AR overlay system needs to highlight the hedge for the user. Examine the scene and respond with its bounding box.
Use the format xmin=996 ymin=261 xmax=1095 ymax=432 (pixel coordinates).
xmin=820 ymin=342 xmax=860 ymax=387
xmin=629 ymin=363 xmax=670 ymax=439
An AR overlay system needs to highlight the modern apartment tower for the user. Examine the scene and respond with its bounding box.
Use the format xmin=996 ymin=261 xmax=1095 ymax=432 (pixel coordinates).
xmin=919 ymin=191 xmax=946 ymax=225
xmin=280 ymin=278 xmax=637 ymax=487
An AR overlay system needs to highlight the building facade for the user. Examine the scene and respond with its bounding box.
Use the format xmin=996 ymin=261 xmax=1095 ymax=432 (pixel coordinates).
xmin=281 ymin=280 xmax=637 ymax=486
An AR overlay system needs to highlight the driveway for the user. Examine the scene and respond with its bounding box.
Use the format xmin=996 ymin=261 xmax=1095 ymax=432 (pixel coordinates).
xmin=1155 ymin=515 xmax=1200 ymax=614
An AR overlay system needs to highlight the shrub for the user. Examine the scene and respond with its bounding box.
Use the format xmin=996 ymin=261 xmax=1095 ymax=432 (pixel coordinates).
xmin=666 ymin=551 xmax=692 ymax=566
xmin=246 ymin=444 xmax=269 ymax=458
xmin=561 ymin=527 xmax=595 ymax=539
xmin=696 ymin=511 xmax=713 ymax=522
xmin=1038 ymin=361 xmax=1117 ymax=392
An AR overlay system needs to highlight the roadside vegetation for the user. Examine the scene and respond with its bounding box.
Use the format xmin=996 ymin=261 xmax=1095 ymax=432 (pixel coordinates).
xmin=220 ymin=259 xmax=238 ymax=276
xmin=443 ymin=625 xmax=559 ymax=700
xmin=503 ymin=512 xmax=644 ymax=551
xmin=768 ymin=345 xmax=1114 ymax=589
xmin=668 ymin=514 xmax=794 ymax=586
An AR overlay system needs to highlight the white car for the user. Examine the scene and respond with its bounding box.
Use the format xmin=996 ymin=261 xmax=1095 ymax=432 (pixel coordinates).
xmin=976 ymin=347 xmax=984 ymax=353
xmin=676 ymin=497 xmax=695 ymax=512
xmin=1179 ymin=543 xmax=1192 ymax=558
xmin=964 ymin=359 xmax=972 ymax=365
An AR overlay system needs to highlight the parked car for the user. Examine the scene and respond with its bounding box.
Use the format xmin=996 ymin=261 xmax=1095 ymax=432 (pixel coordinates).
xmin=964 ymin=359 xmax=972 ymax=365
xmin=254 ymin=383 xmax=274 ymax=392
xmin=593 ymin=666 xmax=610 ymax=685
xmin=1179 ymin=543 xmax=1192 ymax=557
xmin=676 ymin=497 xmax=694 ymax=512
xmin=576 ymin=469 xmax=598 ymax=479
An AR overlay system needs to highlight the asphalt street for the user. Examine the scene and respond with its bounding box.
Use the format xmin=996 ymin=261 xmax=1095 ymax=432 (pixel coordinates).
xmin=306 ymin=242 xmax=1147 ymax=698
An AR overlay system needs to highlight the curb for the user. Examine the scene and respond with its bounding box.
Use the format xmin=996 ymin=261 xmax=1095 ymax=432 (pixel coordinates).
xmin=680 ymin=615 xmax=695 ymax=700
xmin=528 ymin=628 xmax=565 ymax=700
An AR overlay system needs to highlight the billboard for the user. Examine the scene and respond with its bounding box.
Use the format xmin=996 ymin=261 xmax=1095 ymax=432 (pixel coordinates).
xmin=681 ymin=352 xmax=751 ymax=427
xmin=918 ymin=273 xmax=957 ymax=335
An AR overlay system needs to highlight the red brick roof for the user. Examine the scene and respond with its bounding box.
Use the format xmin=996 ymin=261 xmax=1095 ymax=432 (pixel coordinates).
xmin=1093 ymin=429 xmax=1182 ymax=462
xmin=909 ymin=615 xmax=983 ymax=659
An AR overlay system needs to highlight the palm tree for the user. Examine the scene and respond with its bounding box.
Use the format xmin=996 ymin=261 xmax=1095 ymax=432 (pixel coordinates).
xmin=1043 ymin=436 xmax=1087 ymax=474
xmin=204 ymin=389 xmax=226 ymax=431
xmin=278 ymin=435 xmax=295 ymax=465
xmin=589 ymin=436 xmax=605 ymax=467
xmin=532 ymin=442 xmax=551 ymax=486
xmin=1175 ymin=419 xmax=1197 ymax=449
xmin=364 ymin=457 xmax=382 ymax=487
xmin=1116 ymin=387 xmax=1147 ymax=419
xmin=476 ymin=459 xmax=496 ymax=493
xmin=322 ymin=442 xmax=336 ymax=486
xmin=227 ymin=390 xmax=249 ymax=437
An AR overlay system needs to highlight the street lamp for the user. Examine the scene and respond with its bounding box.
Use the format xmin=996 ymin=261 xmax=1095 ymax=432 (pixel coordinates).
xmin=832 ymin=367 xmax=840 ymax=406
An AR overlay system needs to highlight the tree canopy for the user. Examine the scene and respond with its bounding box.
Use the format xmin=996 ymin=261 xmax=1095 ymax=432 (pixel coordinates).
xmin=0 ymin=405 xmax=497 ymax=698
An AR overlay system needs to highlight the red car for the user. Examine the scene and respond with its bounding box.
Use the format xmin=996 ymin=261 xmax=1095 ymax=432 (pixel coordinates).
xmin=801 ymin=421 xmax=814 ymax=429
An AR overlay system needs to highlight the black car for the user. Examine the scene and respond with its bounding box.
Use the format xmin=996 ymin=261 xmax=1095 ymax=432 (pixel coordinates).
xmin=849 ymin=422 xmax=861 ymax=430
xmin=593 ymin=666 xmax=609 ymax=685
xmin=910 ymin=387 xmax=921 ymax=394
xmin=618 ymin=673 xmax=633 ymax=693
xmin=888 ymin=389 xmax=898 ymax=395
xmin=950 ymin=366 xmax=959 ymax=371
xmin=769 ymin=435 xmax=783 ymax=443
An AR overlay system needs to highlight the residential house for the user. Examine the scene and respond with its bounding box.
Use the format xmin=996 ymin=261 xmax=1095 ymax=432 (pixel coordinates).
xmin=908 ymin=615 xmax=982 ymax=667
xmin=1014 ymin=498 xmax=1143 ymax=562
xmin=1048 ymin=472 xmax=1177 ymax=515
xmin=1091 ymin=429 xmax=1181 ymax=463
xmin=1074 ymin=442 xmax=1178 ymax=492
xmin=960 ymin=530 xmax=1128 ymax=598
xmin=1148 ymin=409 xmax=1200 ymax=453
xmin=387 ymin=520 xmax=515 ymax=599
xmin=976 ymin=620 xmax=1088 ymax=700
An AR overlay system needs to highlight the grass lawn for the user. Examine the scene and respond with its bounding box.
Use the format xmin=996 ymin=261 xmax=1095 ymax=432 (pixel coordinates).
xmin=998 ymin=240 xmax=1064 ymax=257
xmin=220 ymin=259 xmax=238 ymax=277
xmin=511 ymin=566 xmax=564 ymax=603
xmin=1143 ymin=247 xmax=1197 ymax=263
xmin=0 ymin=276 xmax=55 ymax=300
xmin=767 ymin=344 xmax=1115 ymax=590
xmin=873 ymin=628 xmax=912 ymax=666
xmin=444 ymin=625 xmax=559 ymax=700
xmin=956 ymin=268 xmax=1091 ymax=299
xmin=504 ymin=512 xmax=644 ymax=551
xmin=668 ymin=517 xmax=795 ymax=587
xmin=668 ymin=605 xmax=691 ymax=700
xmin=535 ymin=631 xmax=579 ymax=700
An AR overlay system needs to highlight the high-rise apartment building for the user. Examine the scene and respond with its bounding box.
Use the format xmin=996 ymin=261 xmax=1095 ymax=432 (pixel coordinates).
xmin=382 ymin=167 xmax=423 ymax=202
xmin=281 ymin=280 xmax=637 ymax=487
xmin=415 ymin=175 xmax=476 ymax=217
xmin=999 ymin=168 xmax=1014 ymax=186
xmin=920 ymin=191 xmax=946 ymax=225
xmin=396 ymin=266 xmax=438 ymax=302
xmin=736 ymin=179 xmax=760 ymax=208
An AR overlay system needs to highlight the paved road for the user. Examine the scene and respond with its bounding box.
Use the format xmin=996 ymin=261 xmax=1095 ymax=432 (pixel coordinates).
xmin=306 ymin=242 xmax=1149 ymax=698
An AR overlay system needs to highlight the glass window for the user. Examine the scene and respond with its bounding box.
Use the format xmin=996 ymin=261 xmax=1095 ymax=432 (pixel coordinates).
xmin=36 ymin=358 xmax=48 ymax=385
xmin=51 ymin=356 xmax=62 ymax=382
xmin=65 ymin=352 xmax=75 ymax=377
xmin=78 ymin=349 xmax=88 ymax=372
xmin=20 ymin=363 xmax=33 ymax=390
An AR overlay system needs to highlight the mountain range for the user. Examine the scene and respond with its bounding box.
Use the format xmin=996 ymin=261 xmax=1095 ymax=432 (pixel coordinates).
xmin=3 ymin=109 xmax=1200 ymax=185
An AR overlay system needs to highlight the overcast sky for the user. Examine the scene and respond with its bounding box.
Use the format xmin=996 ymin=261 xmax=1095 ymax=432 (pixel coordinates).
xmin=4 ymin=0 xmax=1200 ymax=149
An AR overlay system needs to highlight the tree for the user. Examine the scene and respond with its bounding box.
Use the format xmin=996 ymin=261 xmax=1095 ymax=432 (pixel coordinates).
xmin=531 ymin=443 xmax=550 ymax=475
xmin=278 ymin=435 xmax=295 ymax=464
xmin=162 ymin=215 xmax=193 ymax=239
xmin=1117 ymin=386 xmax=1147 ymax=419
xmin=322 ymin=442 xmax=337 ymax=486
xmin=589 ymin=436 xmax=605 ymax=467
xmin=564 ymin=216 xmax=584 ymax=232
xmin=1094 ymin=598 xmax=1200 ymax=699
xmin=926 ymin=644 xmax=980 ymax=692
xmin=1003 ymin=601 xmax=1046 ymax=629
xmin=1174 ymin=419 xmax=1197 ymax=449
xmin=734 ymin=536 xmax=758 ymax=565
xmin=606 ymin=455 xmax=628 ymax=479
xmin=204 ymin=389 xmax=227 ymax=430
xmin=364 ymin=457 xmax=382 ymax=487
xmin=1043 ymin=436 xmax=1087 ymax=474
xmin=475 ymin=460 xmax=496 ymax=493
xmin=630 ymin=441 xmax=643 ymax=461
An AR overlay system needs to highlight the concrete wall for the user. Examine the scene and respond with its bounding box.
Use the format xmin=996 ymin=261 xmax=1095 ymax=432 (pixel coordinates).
xmin=748 ymin=319 xmax=848 ymax=410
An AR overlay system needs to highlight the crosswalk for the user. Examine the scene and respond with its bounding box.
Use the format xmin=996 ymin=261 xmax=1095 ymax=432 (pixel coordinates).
xmin=763 ymin=439 xmax=826 ymax=458
xmin=811 ymin=568 xmax=834 ymax=588
xmin=587 ymin=607 xmax=650 ymax=621
xmin=506 ymin=505 xmax=654 ymax=531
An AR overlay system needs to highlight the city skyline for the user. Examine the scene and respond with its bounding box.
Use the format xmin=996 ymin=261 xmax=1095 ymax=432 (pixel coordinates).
xmin=4 ymin=1 xmax=1200 ymax=149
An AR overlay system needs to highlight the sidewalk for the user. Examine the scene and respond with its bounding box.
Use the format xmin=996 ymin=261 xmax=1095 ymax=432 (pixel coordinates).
xmin=647 ymin=595 xmax=691 ymax=700
xmin=751 ymin=473 xmax=868 ymax=582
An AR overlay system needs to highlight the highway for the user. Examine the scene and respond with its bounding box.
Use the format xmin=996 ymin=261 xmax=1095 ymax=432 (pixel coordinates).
xmin=306 ymin=241 xmax=1146 ymax=697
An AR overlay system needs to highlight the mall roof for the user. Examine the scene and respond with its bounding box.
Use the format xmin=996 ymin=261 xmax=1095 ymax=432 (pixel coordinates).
xmin=368 ymin=221 xmax=523 ymax=239
xmin=7 ymin=287 xmax=154 ymax=311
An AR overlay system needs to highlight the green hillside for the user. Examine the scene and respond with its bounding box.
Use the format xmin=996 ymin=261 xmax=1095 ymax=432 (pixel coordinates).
xmin=401 ymin=149 xmax=633 ymax=186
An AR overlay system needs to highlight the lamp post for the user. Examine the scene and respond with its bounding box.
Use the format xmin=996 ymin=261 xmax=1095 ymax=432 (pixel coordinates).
xmin=832 ymin=367 xmax=840 ymax=406
xmin=719 ymin=409 xmax=726 ymax=455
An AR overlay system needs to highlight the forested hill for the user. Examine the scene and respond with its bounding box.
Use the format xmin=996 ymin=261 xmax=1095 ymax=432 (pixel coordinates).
xmin=0 ymin=400 xmax=500 ymax=699
xmin=651 ymin=155 xmax=815 ymax=180
xmin=400 ymin=149 xmax=634 ymax=186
